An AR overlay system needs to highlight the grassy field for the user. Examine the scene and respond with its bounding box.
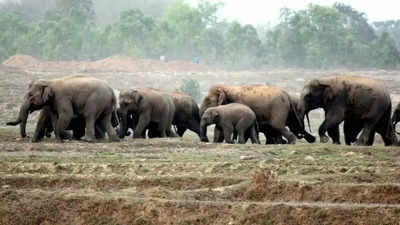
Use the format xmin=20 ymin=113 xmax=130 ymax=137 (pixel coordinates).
xmin=1 ymin=64 xmax=400 ymax=224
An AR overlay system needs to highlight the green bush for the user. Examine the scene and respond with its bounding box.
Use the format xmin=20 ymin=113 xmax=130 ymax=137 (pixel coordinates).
xmin=179 ymin=78 xmax=202 ymax=103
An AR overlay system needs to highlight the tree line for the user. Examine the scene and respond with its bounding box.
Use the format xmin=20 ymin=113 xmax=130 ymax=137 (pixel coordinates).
xmin=1 ymin=0 xmax=400 ymax=69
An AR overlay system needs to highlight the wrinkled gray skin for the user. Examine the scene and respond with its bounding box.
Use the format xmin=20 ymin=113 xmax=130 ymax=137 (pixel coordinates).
xmin=298 ymin=76 xmax=394 ymax=146
xmin=118 ymin=88 xmax=175 ymax=139
xmin=169 ymin=91 xmax=205 ymax=140
xmin=258 ymin=93 xmax=316 ymax=144
xmin=200 ymin=85 xmax=304 ymax=144
xmin=7 ymin=105 xmax=120 ymax=142
xmin=215 ymin=94 xmax=316 ymax=144
xmin=200 ymin=103 xmax=260 ymax=144
xmin=7 ymin=75 xmax=119 ymax=142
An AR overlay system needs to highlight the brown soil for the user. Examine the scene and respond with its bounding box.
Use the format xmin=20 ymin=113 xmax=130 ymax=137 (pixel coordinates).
xmin=2 ymin=57 xmax=400 ymax=224
xmin=2 ymin=54 xmax=213 ymax=72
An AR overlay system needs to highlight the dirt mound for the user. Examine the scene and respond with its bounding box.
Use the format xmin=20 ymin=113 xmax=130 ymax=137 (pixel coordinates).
xmin=2 ymin=54 xmax=212 ymax=72
xmin=2 ymin=54 xmax=40 ymax=68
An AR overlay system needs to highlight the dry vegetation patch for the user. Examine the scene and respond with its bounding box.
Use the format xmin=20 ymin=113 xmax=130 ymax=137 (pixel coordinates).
xmin=2 ymin=59 xmax=400 ymax=224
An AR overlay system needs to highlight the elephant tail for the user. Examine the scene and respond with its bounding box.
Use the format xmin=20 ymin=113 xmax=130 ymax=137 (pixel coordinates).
xmin=286 ymin=92 xmax=306 ymax=132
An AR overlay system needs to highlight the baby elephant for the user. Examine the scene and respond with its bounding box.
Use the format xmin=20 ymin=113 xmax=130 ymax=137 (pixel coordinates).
xmin=200 ymin=103 xmax=260 ymax=144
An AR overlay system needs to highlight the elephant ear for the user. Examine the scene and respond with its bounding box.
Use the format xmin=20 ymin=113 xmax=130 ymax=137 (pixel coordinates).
xmin=134 ymin=91 xmax=143 ymax=104
xmin=35 ymin=80 xmax=53 ymax=103
xmin=212 ymin=110 xmax=220 ymax=121
xmin=42 ymin=86 xmax=54 ymax=102
xmin=317 ymin=79 xmax=335 ymax=103
xmin=217 ymin=88 xmax=226 ymax=105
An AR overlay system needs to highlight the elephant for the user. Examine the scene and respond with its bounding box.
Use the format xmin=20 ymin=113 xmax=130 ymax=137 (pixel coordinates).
xmin=168 ymin=91 xmax=203 ymax=139
xmin=200 ymin=103 xmax=260 ymax=144
xmin=118 ymin=88 xmax=175 ymax=139
xmin=298 ymin=75 xmax=394 ymax=146
xmin=200 ymin=84 xmax=306 ymax=144
xmin=7 ymin=105 xmax=120 ymax=142
xmin=7 ymin=75 xmax=119 ymax=142
xmin=222 ymin=93 xmax=315 ymax=145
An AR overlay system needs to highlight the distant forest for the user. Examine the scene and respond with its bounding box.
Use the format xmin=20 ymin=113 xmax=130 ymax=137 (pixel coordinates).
xmin=1 ymin=0 xmax=400 ymax=69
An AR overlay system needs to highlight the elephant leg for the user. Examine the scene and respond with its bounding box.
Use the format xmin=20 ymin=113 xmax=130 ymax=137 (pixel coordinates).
xmin=99 ymin=113 xmax=119 ymax=142
xmin=235 ymin=119 xmax=251 ymax=144
xmin=355 ymin=121 xmax=378 ymax=146
xmin=223 ymin=125 xmax=234 ymax=144
xmin=271 ymin=126 xmax=295 ymax=144
xmin=327 ymin=126 xmax=340 ymax=144
xmin=375 ymin=110 xmax=395 ymax=146
xmin=344 ymin=120 xmax=361 ymax=145
xmin=213 ymin=126 xmax=224 ymax=143
xmin=80 ymin=113 xmax=97 ymax=142
xmin=54 ymin=111 xmax=73 ymax=142
xmin=318 ymin=109 xmax=344 ymax=144
xmin=249 ymin=125 xmax=260 ymax=144
xmin=32 ymin=110 xmax=51 ymax=142
xmin=176 ymin=125 xmax=187 ymax=137
xmin=187 ymin=119 xmax=202 ymax=138
xmin=134 ymin=114 xmax=151 ymax=138
xmin=232 ymin=130 xmax=238 ymax=142
xmin=94 ymin=120 xmax=106 ymax=140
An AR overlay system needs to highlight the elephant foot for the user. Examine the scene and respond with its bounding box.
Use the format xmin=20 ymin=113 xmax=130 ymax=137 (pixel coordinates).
xmin=332 ymin=141 xmax=341 ymax=145
xmin=31 ymin=138 xmax=41 ymax=143
xmin=81 ymin=135 xmax=96 ymax=143
xmin=354 ymin=140 xmax=368 ymax=146
xmin=109 ymin=136 xmax=120 ymax=142
xmin=304 ymin=133 xmax=316 ymax=143
xmin=320 ymin=135 xmax=329 ymax=143
xmin=287 ymin=134 xmax=296 ymax=144
xmin=200 ymin=137 xmax=209 ymax=142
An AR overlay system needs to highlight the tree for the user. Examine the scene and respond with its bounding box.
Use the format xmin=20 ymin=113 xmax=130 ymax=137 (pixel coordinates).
xmin=0 ymin=13 xmax=30 ymax=62
xmin=372 ymin=32 xmax=400 ymax=68
xmin=55 ymin=0 xmax=95 ymax=21
xmin=224 ymin=21 xmax=262 ymax=68
xmin=160 ymin=0 xmax=205 ymax=59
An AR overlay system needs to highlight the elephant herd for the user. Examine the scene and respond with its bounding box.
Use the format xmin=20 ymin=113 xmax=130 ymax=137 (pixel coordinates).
xmin=6 ymin=74 xmax=400 ymax=146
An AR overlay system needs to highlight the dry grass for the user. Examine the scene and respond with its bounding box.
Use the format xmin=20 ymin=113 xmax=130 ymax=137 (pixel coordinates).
xmin=2 ymin=63 xmax=400 ymax=224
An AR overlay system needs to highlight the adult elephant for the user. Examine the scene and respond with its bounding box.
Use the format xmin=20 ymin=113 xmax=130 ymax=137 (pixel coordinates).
xmin=200 ymin=84 xmax=305 ymax=144
xmin=169 ymin=91 xmax=203 ymax=139
xmin=226 ymin=93 xmax=315 ymax=144
xmin=7 ymin=75 xmax=119 ymax=142
xmin=118 ymin=88 xmax=175 ymax=139
xmin=7 ymin=106 xmax=120 ymax=142
xmin=298 ymin=75 xmax=394 ymax=146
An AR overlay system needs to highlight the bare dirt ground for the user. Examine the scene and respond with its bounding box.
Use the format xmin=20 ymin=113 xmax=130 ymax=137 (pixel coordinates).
xmin=1 ymin=55 xmax=400 ymax=224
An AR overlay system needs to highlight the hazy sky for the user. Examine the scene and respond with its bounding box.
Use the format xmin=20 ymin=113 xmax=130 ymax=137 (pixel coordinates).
xmin=188 ymin=0 xmax=400 ymax=25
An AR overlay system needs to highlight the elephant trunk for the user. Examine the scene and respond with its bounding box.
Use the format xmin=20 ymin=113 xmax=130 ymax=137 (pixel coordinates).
xmin=118 ymin=111 xmax=128 ymax=139
xmin=199 ymin=120 xmax=209 ymax=142
xmin=18 ymin=99 xmax=31 ymax=138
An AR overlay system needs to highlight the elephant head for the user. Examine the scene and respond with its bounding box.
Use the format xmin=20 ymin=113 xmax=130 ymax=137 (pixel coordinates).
xmin=298 ymin=78 xmax=338 ymax=124
xmin=199 ymin=107 xmax=219 ymax=142
xmin=118 ymin=89 xmax=143 ymax=138
xmin=200 ymin=86 xmax=228 ymax=117
xmin=7 ymin=80 xmax=54 ymax=137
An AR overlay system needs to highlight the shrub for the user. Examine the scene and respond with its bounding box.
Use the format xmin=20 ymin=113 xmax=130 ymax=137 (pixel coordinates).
xmin=179 ymin=78 xmax=202 ymax=103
